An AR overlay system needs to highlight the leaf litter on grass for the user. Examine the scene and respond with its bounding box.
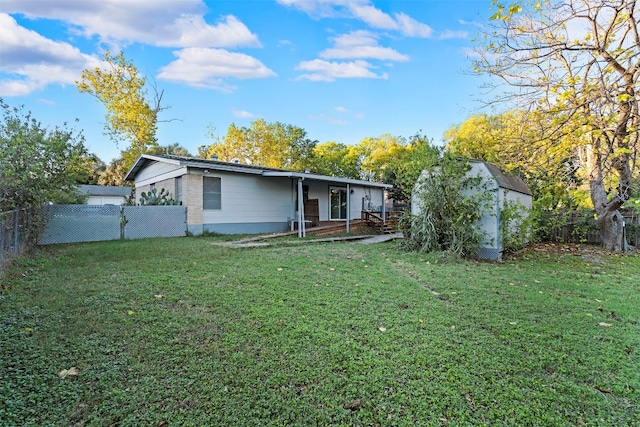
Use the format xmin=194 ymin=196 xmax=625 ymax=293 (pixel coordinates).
xmin=1 ymin=238 xmax=638 ymax=426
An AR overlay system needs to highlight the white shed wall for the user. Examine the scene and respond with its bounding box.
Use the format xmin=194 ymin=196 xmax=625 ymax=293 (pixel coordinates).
xmin=467 ymin=162 xmax=500 ymax=250
xmin=86 ymin=195 xmax=127 ymax=205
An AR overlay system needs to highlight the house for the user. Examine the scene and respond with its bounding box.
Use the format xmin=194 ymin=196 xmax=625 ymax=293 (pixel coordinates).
xmin=125 ymin=155 xmax=393 ymax=236
xmin=77 ymin=184 xmax=132 ymax=205
xmin=411 ymin=160 xmax=533 ymax=260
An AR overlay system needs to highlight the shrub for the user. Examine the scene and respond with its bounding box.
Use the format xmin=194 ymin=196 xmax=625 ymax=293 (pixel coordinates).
xmin=399 ymin=155 xmax=493 ymax=258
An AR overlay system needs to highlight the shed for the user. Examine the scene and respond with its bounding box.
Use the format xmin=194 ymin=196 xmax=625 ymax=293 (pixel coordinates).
xmin=78 ymin=185 xmax=132 ymax=205
xmin=411 ymin=160 xmax=533 ymax=260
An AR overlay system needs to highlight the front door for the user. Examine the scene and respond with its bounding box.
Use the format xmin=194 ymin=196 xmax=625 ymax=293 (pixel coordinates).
xmin=330 ymin=187 xmax=347 ymax=220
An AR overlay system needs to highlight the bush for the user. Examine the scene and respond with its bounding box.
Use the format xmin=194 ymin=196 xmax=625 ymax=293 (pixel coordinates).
xmin=399 ymin=155 xmax=493 ymax=258
xmin=0 ymin=100 xmax=88 ymax=244
xmin=500 ymin=198 xmax=533 ymax=253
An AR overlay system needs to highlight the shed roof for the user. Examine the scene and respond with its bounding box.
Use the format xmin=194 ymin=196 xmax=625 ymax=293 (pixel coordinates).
xmin=474 ymin=161 xmax=532 ymax=196
xmin=77 ymin=185 xmax=132 ymax=197
xmin=125 ymin=154 xmax=393 ymax=189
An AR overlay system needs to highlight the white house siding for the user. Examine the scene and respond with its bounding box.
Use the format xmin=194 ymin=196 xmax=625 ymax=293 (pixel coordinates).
xmin=305 ymin=181 xmax=327 ymax=221
xmin=202 ymin=172 xmax=294 ymax=234
xmin=135 ymin=161 xmax=185 ymax=187
xmin=304 ymin=182 xmax=384 ymax=221
xmin=351 ymin=186 xmax=384 ymax=219
xmin=135 ymin=177 xmax=179 ymax=204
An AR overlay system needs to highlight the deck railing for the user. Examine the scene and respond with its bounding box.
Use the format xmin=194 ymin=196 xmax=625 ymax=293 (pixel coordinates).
xmin=362 ymin=210 xmax=402 ymax=234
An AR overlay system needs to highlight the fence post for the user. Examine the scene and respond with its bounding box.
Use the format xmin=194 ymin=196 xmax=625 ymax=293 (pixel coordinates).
xmin=14 ymin=209 xmax=20 ymax=251
xmin=120 ymin=206 xmax=126 ymax=240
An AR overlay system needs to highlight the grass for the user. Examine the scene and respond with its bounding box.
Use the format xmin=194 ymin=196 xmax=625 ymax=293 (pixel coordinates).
xmin=1 ymin=237 xmax=639 ymax=426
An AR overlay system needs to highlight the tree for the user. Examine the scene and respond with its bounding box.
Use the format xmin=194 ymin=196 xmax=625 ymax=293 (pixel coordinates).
xmin=77 ymin=51 xmax=168 ymax=175
xmin=0 ymin=100 xmax=87 ymax=214
xmin=355 ymin=134 xmax=407 ymax=181
xmin=77 ymin=153 xmax=106 ymax=185
xmin=474 ymin=0 xmax=640 ymax=251
xmin=445 ymin=111 xmax=583 ymax=211
xmin=310 ymin=141 xmax=360 ymax=178
xmin=148 ymin=143 xmax=192 ymax=157
xmin=381 ymin=133 xmax=439 ymax=202
xmin=97 ymin=158 xmax=127 ymax=186
xmin=200 ymin=120 xmax=317 ymax=170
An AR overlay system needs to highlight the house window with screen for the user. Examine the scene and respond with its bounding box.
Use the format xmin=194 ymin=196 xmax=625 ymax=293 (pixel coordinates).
xmin=203 ymin=176 xmax=221 ymax=210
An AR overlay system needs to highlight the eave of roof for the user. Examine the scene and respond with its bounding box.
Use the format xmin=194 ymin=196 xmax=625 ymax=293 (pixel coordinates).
xmin=126 ymin=154 xmax=393 ymax=189
xmin=473 ymin=160 xmax=533 ymax=196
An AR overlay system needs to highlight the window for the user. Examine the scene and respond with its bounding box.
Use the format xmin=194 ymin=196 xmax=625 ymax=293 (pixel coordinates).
xmin=203 ymin=176 xmax=221 ymax=210
xmin=330 ymin=187 xmax=347 ymax=220
xmin=175 ymin=176 xmax=182 ymax=203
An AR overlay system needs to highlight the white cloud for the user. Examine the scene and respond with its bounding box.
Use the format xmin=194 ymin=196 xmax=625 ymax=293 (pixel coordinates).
xmin=233 ymin=109 xmax=257 ymax=118
xmin=295 ymin=59 xmax=387 ymax=82
xmin=277 ymin=0 xmax=433 ymax=38
xmin=308 ymin=114 xmax=350 ymax=125
xmin=394 ymin=12 xmax=433 ymax=38
xmin=275 ymin=0 xmax=353 ymax=18
xmin=1 ymin=0 xmax=260 ymax=48
xmin=334 ymin=105 xmax=364 ymax=119
xmin=157 ymin=48 xmax=276 ymax=92
xmin=461 ymin=47 xmax=485 ymax=60
xmin=320 ymin=30 xmax=409 ymax=61
xmin=0 ymin=13 xmax=101 ymax=96
xmin=438 ymin=29 xmax=469 ymax=40
xmin=349 ymin=3 xmax=397 ymax=29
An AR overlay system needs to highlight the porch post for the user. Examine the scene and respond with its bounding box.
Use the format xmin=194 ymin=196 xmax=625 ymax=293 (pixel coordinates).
xmin=346 ymin=184 xmax=350 ymax=234
xmin=297 ymin=178 xmax=305 ymax=238
xmin=381 ymin=188 xmax=386 ymax=224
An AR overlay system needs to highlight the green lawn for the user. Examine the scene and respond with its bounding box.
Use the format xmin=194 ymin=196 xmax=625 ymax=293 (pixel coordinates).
xmin=1 ymin=237 xmax=638 ymax=426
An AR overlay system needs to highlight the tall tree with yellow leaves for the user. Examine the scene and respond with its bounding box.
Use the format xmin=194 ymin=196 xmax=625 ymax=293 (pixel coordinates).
xmin=77 ymin=51 xmax=167 ymax=174
xmin=474 ymin=0 xmax=639 ymax=251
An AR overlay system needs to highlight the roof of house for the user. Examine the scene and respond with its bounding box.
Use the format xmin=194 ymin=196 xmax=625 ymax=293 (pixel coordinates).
xmin=473 ymin=161 xmax=533 ymax=196
xmin=125 ymin=154 xmax=393 ymax=189
xmin=77 ymin=184 xmax=132 ymax=197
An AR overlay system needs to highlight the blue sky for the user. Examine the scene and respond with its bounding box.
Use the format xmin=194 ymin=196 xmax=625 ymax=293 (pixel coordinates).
xmin=0 ymin=0 xmax=493 ymax=163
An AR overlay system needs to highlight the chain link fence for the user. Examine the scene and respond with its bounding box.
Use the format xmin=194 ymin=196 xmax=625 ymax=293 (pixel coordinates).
xmin=1 ymin=209 xmax=33 ymax=272
xmin=39 ymin=205 xmax=187 ymax=245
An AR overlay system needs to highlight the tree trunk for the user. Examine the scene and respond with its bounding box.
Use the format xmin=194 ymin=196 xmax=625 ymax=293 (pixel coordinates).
xmin=597 ymin=210 xmax=629 ymax=252
xmin=586 ymin=144 xmax=630 ymax=252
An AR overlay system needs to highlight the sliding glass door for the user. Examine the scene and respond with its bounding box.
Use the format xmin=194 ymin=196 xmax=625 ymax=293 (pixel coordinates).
xmin=330 ymin=187 xmax=347 ymax=220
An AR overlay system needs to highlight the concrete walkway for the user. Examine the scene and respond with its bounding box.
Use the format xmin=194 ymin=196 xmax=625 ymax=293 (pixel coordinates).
xmin=356 ymin=232 xmax=404 ymax=244
xmin=216 ymin=232 xmax=403 ymax=248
